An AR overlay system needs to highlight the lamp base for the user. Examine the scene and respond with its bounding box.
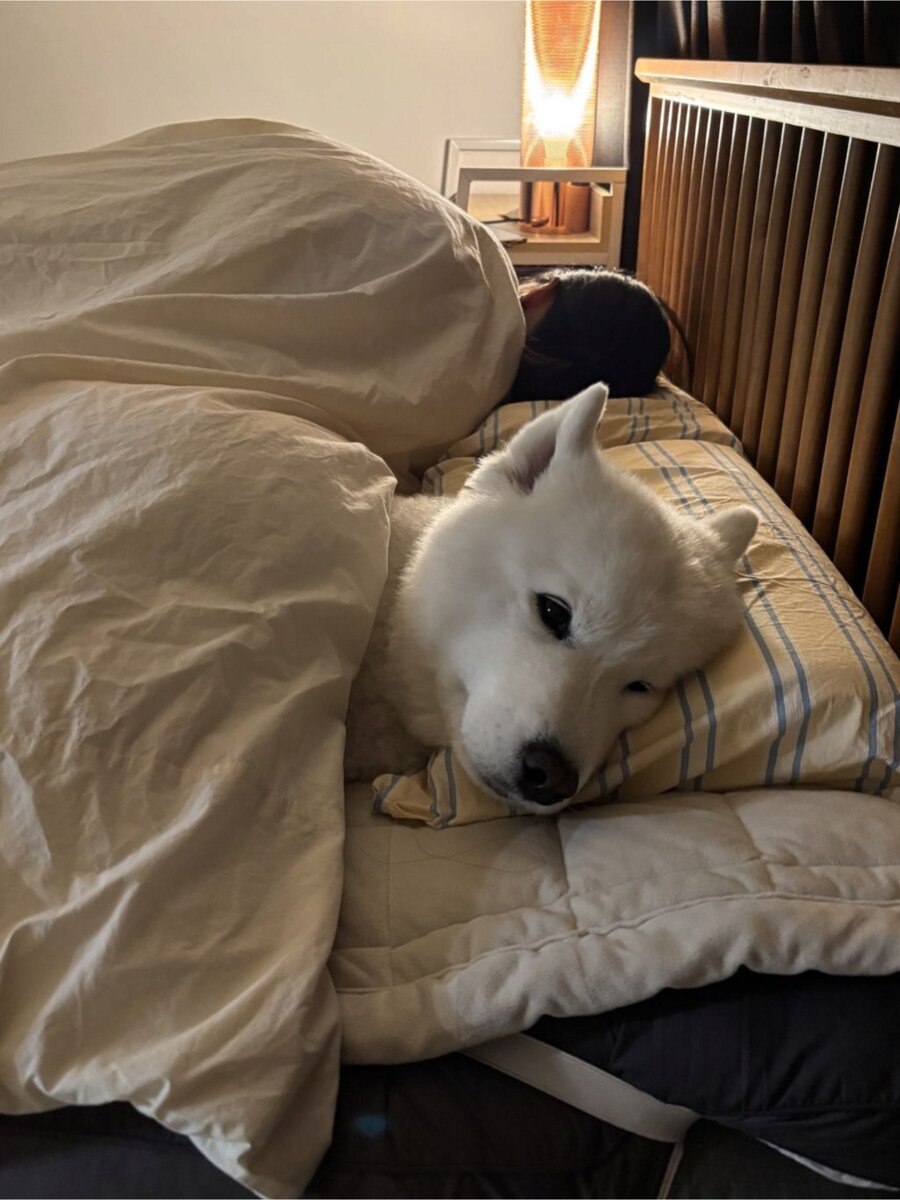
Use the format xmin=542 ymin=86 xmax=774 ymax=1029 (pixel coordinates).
xmin=519 ymin=180 xmax=592 ymax=234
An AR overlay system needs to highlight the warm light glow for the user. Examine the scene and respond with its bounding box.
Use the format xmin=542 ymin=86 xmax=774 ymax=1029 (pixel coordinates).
xmin=521 ymin=0 xmax=600 ymax=168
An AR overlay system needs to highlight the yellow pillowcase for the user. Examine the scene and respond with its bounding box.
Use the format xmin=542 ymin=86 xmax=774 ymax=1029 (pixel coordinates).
xmin=377 ymin=437 xmax=899 ymax=827
xmin=421 ymin=378 xmax=740 ymax=497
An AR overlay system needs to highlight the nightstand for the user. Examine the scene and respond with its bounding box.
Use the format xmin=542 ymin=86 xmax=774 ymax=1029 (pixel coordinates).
xmin=458 ymin=168 xmax=626 ymax=269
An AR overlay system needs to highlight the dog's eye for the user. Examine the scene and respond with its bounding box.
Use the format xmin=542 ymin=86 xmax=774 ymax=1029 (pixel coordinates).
xmin=535 ymin=593 xmax=571 ymax=641
xmin=624 ymin=680 xmax=652 ymax=694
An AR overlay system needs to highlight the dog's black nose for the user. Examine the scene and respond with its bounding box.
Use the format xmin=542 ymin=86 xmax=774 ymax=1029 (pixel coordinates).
xmin=517 ymin=739 xmax=579 ymax=806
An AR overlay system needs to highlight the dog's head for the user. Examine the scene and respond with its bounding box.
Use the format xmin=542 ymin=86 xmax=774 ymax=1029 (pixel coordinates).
xmin=401 ymin=383 xmax=757 ymax=814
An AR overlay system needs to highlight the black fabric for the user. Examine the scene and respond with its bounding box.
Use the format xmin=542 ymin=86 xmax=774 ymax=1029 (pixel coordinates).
xmin=0 ymin=1063 xmax=671 ymax=1200
xmin=671 ymin=1122 xmax=899 ymax=1200
xmin=3 ymin=1071 xmax=896 ymax=1200
xmin=0 ymin=1103 xmax=250 ymax=1198
xmin=532 ymin=969 xmax=900 ymax=1189
xmin=308 ymin=1054 xmax=671 ymax=1198
xmin=4 ymin=1061 xmax=895 ymax=1200
xmin=615 ymin=0 xmax=900 ymax=269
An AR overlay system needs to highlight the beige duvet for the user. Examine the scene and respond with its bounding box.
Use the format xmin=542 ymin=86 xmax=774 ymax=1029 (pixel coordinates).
xmin=0 ymin=121 xmax=521 ymax=1195
xmin=0 ymin=121 xmax=898 ymax=1198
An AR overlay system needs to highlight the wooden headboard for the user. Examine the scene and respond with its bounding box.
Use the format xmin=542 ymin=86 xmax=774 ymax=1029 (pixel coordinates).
xmin=634 ymin=60 xmax=899 ymax=651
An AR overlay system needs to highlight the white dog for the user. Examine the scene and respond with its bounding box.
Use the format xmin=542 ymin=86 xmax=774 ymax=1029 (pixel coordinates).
xmin=345 ymin=382 xmax=757 ymax=815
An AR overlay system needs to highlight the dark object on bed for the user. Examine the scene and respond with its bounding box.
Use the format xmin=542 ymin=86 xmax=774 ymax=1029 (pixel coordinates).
xmin=531 ymin=968 xmax=900 ymax=1191
xmin=0 ymin=1085 xmax=893 ymax=1200
xmin=3 ymin=971 xmax=897 ymax=1199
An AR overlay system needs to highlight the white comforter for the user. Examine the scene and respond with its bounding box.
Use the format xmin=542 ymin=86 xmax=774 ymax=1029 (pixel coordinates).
xmin=0 ymin=120 xmax=897 ymax=1198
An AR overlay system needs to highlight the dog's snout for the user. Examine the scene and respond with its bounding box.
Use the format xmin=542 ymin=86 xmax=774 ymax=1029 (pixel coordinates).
xmin=517 ymin=739 xmax=579 ymax=806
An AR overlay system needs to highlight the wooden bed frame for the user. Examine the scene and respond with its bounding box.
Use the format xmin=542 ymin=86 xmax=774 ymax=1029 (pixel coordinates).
xmin=634 ymin=61 xmax=899 ymax=652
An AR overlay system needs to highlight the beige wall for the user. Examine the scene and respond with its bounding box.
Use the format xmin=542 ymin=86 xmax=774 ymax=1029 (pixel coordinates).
xmin=0 ymin=0 xmax=523 ymax=187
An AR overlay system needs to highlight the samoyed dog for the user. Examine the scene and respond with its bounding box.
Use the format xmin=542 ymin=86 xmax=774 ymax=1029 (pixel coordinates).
xmin=345 ymin=382 xmax=756 ymax=815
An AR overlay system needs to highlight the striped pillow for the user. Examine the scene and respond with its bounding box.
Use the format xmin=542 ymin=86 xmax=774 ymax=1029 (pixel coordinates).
xmin=422 ymin=377 xmax=740 ymax=497
xmin=377 ymin=437 xmax=899 ymax=827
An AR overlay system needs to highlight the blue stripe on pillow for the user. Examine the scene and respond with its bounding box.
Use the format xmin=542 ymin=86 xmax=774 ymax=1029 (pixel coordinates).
xmin=673 ymin=392 xmax=689 ymax=439
xmin=676 ymin=679 xmax=696 ymax=785
xmin=655 ymin=440 xmax=814 ymax=784
xmin=625 ymin=396 xmax=644 ymax=445
xmin=444 ymin=746 xmax=458 ymax=827
xmin=429 ymin=761 xmax=441 ymax=824
xmin=618 ymin=731 xmax=631 ymax=785
xmin=638 ymin=441 xmax=796 ymax=787
xmin=697 ymin=669 xmax=719 ymax=782
xmin=597 ymin=730 xmax=631 ymax=800
xmin=373 ymin=774 xmax=401 ymax=814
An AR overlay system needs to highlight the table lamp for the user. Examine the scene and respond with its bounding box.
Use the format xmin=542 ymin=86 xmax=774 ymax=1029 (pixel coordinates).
xmin=520 ymin=0 xmax=600 ymax=233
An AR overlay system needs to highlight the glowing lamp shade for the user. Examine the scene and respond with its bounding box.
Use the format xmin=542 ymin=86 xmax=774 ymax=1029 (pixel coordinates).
xmin=521 ymin=0 xmax=600 ymax=170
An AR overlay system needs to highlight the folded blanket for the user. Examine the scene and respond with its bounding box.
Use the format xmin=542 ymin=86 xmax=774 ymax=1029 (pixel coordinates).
xmin=336 ymin=783 xmax=900 ymax=1063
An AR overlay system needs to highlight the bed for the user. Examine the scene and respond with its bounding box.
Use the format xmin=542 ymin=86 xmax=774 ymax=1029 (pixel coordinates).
xmin=0 ymin=64 xmax=897 ymax=1200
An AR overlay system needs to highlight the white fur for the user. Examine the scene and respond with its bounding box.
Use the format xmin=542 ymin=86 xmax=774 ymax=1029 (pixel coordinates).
xmin=345 ymin=383 xmax=757 ymax=814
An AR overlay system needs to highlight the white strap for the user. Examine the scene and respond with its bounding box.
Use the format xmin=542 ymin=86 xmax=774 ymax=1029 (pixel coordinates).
xmin=657 ymin=1140 xmax=685 ymax=1199
xmin=466 ymin=1033 xmax=698 ymax=1143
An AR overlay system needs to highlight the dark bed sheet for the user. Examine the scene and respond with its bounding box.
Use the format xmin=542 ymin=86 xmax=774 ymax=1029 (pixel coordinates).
xmin=4 ymin=970 xmax=898 ymax=1199
xmin=1 ymin=1057 xmax=895 ymax=1200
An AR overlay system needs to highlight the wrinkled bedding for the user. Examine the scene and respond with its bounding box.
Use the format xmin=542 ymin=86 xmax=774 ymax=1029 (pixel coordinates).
xmin=0 ymin=120 xmax=521 ymax=1197
xmin=0 ymin=382 xmax=392 ymax=1195
xmin=1 ymin=120 xmax=898 ymax=1200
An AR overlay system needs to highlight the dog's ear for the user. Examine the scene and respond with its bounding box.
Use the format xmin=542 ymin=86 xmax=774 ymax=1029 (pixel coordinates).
xmin=704 ymin=505 xmax=759 ymax=564
xmin=466 ymin=382 xmax=608 ymax=496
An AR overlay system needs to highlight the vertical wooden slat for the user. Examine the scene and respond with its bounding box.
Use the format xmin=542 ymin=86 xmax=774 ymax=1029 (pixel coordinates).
xmin=662 ymin=104 xmax=696 ymax=304
xmin=813 ymin=145 xmax=898 ymax=554
xmin=774 ymin=134 xmax=846 ymax=503
xmin=862 ymin=399 xmax=899 ymax=651
xmin=674 ymin=107 xmax=710 ymax=328
xmin=661 ymin=104 xmax=689 ymax=303
xmin=729 ymin=121 xmax=781 ymax=439
xmin=791 ymin=138 xmax=872 ymax=528
xmin=757 ymin=128 xmax=823 ymax=481
xmin=648 ymin=100 xmax=677 ymax=296
xmin=835 ymin=206 xmax=900 ymax=591
xmin=699 ymin=116 xmax=749 ymax=411
xmin=714 ymin=118 xmax=764 ymax=424
xmin=637 ymin=97 xmax=663 ymax=283
xmin=694 ymin=113 xmax=735 ymax=399
xmin=740 ymin=124 xmax=802 ymax=461
xmin=685 ymin=109 xmax=723 ymax=381
xmin=643 ymin=97 xmax=666 ymax=291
